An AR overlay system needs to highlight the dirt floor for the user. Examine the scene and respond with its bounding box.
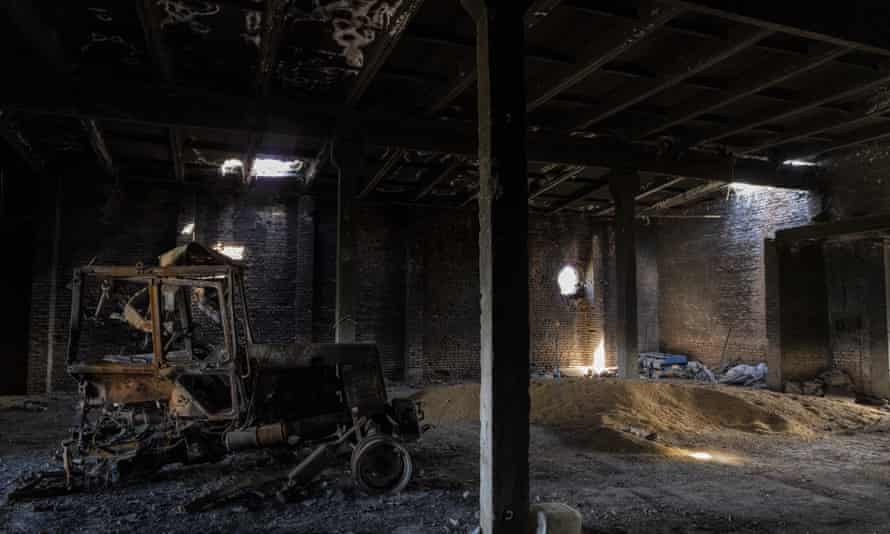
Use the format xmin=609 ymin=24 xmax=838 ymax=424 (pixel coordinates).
xmin=3 ymin=379 xmax=890 ymax=533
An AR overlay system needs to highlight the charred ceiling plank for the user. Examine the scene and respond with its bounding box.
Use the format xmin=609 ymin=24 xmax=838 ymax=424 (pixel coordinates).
xmin=639 ymin=180 xmax=726 ymax=214
xmin=547 ymin=177 xmax=611 ymax=214
xmin=661 ymin=0 xmax=890 ymax=58
xmin=0 ymin=111 xmax=44 ymax=175
xmin=345 ymin=0 xmax=426 ymax=107
xmin=692 ymin=70 xmax=890 ymax=147
xmin=593 ymin=176 xmax=687 ymax=215
xmin=414 ymin=157 xmax=464 ymax=201
xmin=428 ymin=0 xmax=564 ymax=115
xmin=359 ymin=149 xmax=405 ymax=199
xmin=138 ymin=0 xmax=186 ymax=182
xmin=7 ymin=83 xmax=818 ymax=188
xmin=82 ymin=119 xmax=117 ymax=178
xmin=571 ymin=26 xmax=773 ymax=132
xmin=639 ymin=45 xmax=851 ymax=139
xmin=526 ymin=2 xmax=684 ymax=113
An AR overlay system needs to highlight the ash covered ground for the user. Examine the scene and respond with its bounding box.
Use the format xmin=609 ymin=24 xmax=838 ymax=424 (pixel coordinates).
xmin=4 ymin=381 xmax=890 ymax=533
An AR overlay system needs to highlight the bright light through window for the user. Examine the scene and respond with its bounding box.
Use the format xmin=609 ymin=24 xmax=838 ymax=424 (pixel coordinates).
xmin=558 ymin=265 xmax=580 ymax=296
xmin=251 ymin=158 xmax=304 ymax=177
xmin=783 ymin=159 xmax=818 ymax=167
xmin=221 ymin=159 xmax=244 ymax=176
xmin=180 ymin=222 xmax=195 ymax=235
xmin=214 ymin=243 xmax=245 ymax=261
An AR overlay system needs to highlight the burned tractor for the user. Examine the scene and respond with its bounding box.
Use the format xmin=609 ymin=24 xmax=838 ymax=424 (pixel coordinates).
xmin=12 ymin=243 xmax=422 ymax=505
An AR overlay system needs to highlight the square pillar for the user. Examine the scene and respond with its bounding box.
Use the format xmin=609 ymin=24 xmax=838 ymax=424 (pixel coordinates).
xmin=463 ymin=1 xmax=530 ymax=532
xmin=336 ymin=141 xmax=361 ymax=343
xmin=609 ymin=172 xmax=640 ymax=379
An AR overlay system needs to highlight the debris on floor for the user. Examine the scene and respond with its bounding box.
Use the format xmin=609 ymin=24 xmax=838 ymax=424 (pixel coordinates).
xmin=785 ymin=369 xmax=856 ymax=397
xmin=639 ymin=352 xmax=716 ymax=383
xmin=718 ymin=363 xmax=768 ymax=388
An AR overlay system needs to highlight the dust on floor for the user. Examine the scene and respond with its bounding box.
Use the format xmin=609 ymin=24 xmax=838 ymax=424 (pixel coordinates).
xmin=2 ymin=380 xmax=890 ymax=533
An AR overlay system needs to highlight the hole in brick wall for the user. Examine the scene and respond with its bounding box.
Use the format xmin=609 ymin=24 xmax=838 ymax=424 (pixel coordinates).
xmin=181 ymin=222 xmax=195 ymax=235
xmin=558 ymin=265 xmax=581 ymax=296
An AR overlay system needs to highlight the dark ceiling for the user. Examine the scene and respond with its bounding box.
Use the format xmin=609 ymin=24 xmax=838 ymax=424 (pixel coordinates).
xmin=3 ymin=0 xmax=890 ymax=215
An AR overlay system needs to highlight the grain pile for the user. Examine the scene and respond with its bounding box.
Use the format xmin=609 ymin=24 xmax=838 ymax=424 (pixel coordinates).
xmin=415 ymin=379 xmax=888 ymax=454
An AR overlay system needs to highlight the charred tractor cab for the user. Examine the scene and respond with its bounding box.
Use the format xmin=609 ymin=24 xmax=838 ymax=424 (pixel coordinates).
xmin=11 ymin=243 xmax=422 ymax=507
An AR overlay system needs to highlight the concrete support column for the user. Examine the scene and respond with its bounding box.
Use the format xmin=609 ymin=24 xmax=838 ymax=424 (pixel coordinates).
xmin=463 ymin=1 xmax=530 ymax=532
xmin=335 ymin=141 xmax=361 ymax=343
xmin=609 ymin=172 xmax=640 ymax=379
xmin=294 ymin=195 xmax=315 ymax=345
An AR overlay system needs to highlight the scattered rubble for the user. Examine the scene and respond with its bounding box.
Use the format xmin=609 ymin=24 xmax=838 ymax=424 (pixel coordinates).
xmin=719 ymin=363 xmax=768 ymax=388
xmin=785 ymin=369 xmax=856 ymax=397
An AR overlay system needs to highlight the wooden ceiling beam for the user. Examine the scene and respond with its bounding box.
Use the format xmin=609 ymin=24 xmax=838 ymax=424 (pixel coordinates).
xmin=346 ymin=0 xmax=426 ymax=107
xmin=572 ymin=26 xmax=772 ymax=131
xmin=639 ymin=45 xmax=851 ymax=139
xmin=548 ymin=177 xmax=611 ymax=214
xmin=593 ymin=176 xmax=686 ymax=215
xmin=414 ymin=157 xmax=464 ymax=201
xmin=661 ymin=1 xmax=890 ymax=58
xmin=526 ymin=2 xmax=684 ymax=112
xmin=359 ymin=149 xmax=406 ymax=199
xmin=741 ymin=114 xmax=890 ymax=157
xmin=528 ymin=166 xmax=585 ymax=200
xmin=693 ymin=70 xmax=890 ymax=147
xmin=7 ymin=83 xmax=817 ymax=188
xmin=427 ymin=0 xmax=565 ymax=115
xmin=82 ymin=119 xmax=116 ymax=178
xmin=639 ymin=180 xmax=726 ymax=213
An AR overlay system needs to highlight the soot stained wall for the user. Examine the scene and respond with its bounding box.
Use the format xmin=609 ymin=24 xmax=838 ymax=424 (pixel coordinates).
xmin=27 ymin=179 xmax=615 ymax=389
xmin=656 ymin=187 xmax=819 ymax=368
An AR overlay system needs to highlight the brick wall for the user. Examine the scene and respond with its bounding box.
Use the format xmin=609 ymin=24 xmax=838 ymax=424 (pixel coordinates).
xmin=656 ymin=186 xmax=820 ymax=368
xmin=26 ymin=178 xmax=618 ymax=389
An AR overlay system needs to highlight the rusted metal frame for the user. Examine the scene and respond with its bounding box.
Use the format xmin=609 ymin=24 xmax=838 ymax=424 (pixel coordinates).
xmin=547 ymin=177 xmax=611 ymax=214
xmin=413 ymin=157 xmax=464 ymax=201
xmin=594 ymin=176 xmax=686 ymax=215
xmin=82 ymin=119 xmax=117 ymax=178
xmin=694 ymin=70 xmax=890 ymax=147
xmin=639 ymin=180 xmax=725 ymax=214
xmin=776 ymin=214 xmax=890 ymax=243
xmin=572 ymin=26 xmax=773 ymax=131
xmin=428 ymin=0 xmax=565 ymax=115
xmin=346 ymin=0 xmax=426 ymax=107
xmin=527 ymin=2 xmax=684 ymax=113
xmin=639 ymin=45 xmax=851 ymax=139
xmin=359 ymin=149 xmax=405 ymax=199
xmin=528 ymin=165 xmax=585 ymax=200
xmin=741 ymin=114 xmax=890 ymax=157
xmin=148 ymin=280 xmax=165 ymax=369
xmin=66 ymin=269 xmax=84 ymax=365
xmin=660 ymin=0 xmax=890 ymax=58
